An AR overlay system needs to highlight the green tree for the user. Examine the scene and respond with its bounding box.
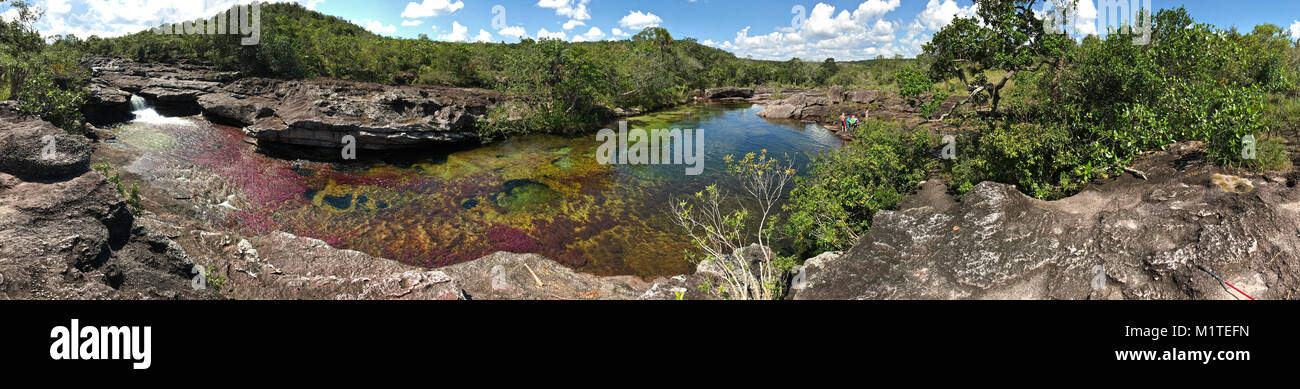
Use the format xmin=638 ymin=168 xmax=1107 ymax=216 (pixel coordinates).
xmin=923 ymin=0 xmax=1074 ymax=119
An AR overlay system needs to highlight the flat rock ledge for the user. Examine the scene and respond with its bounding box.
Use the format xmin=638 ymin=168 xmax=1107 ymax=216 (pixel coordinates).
xmin=793 ymin=143 xmax=1300 ymax=300
xmin=82 ymin=57 xmax=501 ymax=150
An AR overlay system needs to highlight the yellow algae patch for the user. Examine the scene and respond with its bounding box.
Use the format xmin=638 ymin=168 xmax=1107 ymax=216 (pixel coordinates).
xmin=1212 ymin=174 xmax=1254 ymax=193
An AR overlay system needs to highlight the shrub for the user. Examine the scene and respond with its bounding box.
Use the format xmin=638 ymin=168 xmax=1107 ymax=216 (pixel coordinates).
xmin=783 ymin=120 xmax=935 ymax=254
xmin=670 ymin=151 xmax=797 ymax=300
xmin=14 ymin=70 xmax=86 ymax=133
xmin=93 ymin=163 xmax=143 ymax=216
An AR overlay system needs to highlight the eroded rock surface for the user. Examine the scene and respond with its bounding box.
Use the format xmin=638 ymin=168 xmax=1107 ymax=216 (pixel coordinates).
xmin=170 ymin=226 xmax=662 ymax=300
xmin=794 ymin=143 xmax=1300 ymax=300
xmin=84 ymin=57 xmax=501 ymax=150
xmin=0 ymin=107 xmax=216 ymax=299
xmin=704 ymin=87 xmax=755 ymax=99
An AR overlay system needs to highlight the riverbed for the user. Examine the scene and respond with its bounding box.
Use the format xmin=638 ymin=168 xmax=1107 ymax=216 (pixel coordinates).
xmin=106 ymin=102 xmax=843 ymax=278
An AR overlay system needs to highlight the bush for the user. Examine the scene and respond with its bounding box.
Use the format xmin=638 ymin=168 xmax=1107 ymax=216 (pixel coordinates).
xmin=14 ymin=70 xmax=86 ymax=133
xmin=949 ymin=122 xmax=1085 ymax=199
xmin=783 ymin=120 xmax=935 ymax=254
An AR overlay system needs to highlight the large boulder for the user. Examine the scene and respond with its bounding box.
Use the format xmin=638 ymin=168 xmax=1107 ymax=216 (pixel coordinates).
xmin=756 ymin=104 xmax=802 ymax=119
xmin=239 ymin=79 xmax=500 ymax=150
xmin=846 ymin=90 xmax=880 ymax=104
xmin=82 ymin=81 xmax=134 ymax=124
xmin=0 ymin=111 xmax=92 ymax=180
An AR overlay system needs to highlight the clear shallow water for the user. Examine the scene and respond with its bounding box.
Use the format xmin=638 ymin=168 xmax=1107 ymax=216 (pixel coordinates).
xmin=113 ymin=102 xmax=843 ymax=278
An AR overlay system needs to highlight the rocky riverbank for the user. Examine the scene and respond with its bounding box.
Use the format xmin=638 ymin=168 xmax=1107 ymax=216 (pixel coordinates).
xmin=82 ymin=57 xmax=500 ymax=151
xmin=791 ymin=142 xmax=1300 ymax=300
xmin=0 ymin=104 xmax=216 ymax=299
xmin=700 ymin=86 xmax=966 ymax=138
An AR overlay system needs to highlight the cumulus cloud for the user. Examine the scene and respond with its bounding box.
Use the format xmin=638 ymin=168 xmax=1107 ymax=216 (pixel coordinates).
xmin=29 ymin=0 xmax=324 ymax=38
xmin=718 ymin=1 xmax=912 ymax=61
xmin=361 ymin=19 xmax=397 ymax=35
xmin=438 ymin=20 xmax=468 ymax=41
xmin=852 ymin=0 xmax=901 ymax=21
xmin=1 ymin=8 xmax=20 ymax=22
xmin=536 ymin=27 xmax=567 ymax=40
xmin=570 ymin=26 xmax=604 ymax=42
xmin=916 ymin=0 xmax=978 ymax=30
xmin=562 ymin=19 xmax=584 ymax=30
xmin=401 ymin=19 xmax=423 ymax=27
xmin=401 ymin=0 xmax=464 ymax=18
xmin=1072 ymin=0 xmax=1098 ymax=36
xmin=610 ymin=27 xmax=630 ymax=37
xmin=619 ymin=10 xmax=662 ymax=31
xmin=1289 ymin=20 xmax=1299 ymax=41
xmin=472 ymin=28 xmax=492 ymax=43
xmin=537 ymin=0 xmax=590 ymax=21
xmin=498 ymin=25 xmax=528 ymax=40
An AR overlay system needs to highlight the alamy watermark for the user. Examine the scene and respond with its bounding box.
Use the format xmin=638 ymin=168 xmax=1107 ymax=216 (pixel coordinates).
xmin=1045 ymin=0 xmax=1153 ymax=45
xmin=596 ymin=121 xmax=705 ymax=176
xmin=152 ymin=1 xmax=261 ymax=45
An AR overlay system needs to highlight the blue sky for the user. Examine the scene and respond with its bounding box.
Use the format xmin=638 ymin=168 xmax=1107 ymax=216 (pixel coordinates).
xmin=5 ymin=0 xmax=1300 ymax=60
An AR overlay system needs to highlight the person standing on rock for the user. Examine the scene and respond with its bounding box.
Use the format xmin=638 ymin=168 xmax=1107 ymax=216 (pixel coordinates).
xmin=840 ymin=113 xmax=848 ymax=132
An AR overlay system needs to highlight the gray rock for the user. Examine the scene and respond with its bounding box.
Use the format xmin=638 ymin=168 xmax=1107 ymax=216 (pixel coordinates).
xmin=86 ymin=57 xmax=502 ymax=150
xmin=828 ymin=86 xmax=845 ymax=103
xmin=0 ymin=112 xmax=92 ymax=180
xmin=0 ymin=110 xmax=215 ymax=299
xmin=794 ymin=143 xmax=1300 ymax=300
xmin=704 ymin=87 xmax=755 ymax=99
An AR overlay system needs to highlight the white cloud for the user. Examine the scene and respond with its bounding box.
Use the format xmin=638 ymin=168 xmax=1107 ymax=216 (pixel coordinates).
xmin=720 ymin=1 xmax=915 ymax=61
xmin=853 ymin=0 xmax=900 ymax=21
xmin=537 ymin=0 xmax=590 ymax=21
xmin=401 ymin=0 xmax=464 ymax=18
xmin=1 ymin=8 xmax=20 ymax=22
xmin=536 ymin=27 xmax=567 ymax=40
xmin=362 ymin=19 xmax=397 ymax=35
xmin=571 ymin=26 xmax=604 ymax=42
xmin=610 ymin=27 xmax=630 ymax=37
xmin=1289 ymin=20 xmax=1299 ymax=41
xmin=401 ymin=19 xmax=423 ymax=27
xmin=439 ymin=20 xmax=468 ymax=41
xmin=46 ymin=0 xmax=73 ymax=14
xmin=498 ymin=25 xmax=528 ymax=40
xmin=619 ymin=10 xmax=662 ymax=31
xmin=472 ymin=28 xmax=492 ymax=43
xmin=916 ymin=0 xmax=978 ymax=30
xmin=1073 ymin=0 xmax=1098 ymax=36
xmin=29 ymin=0 xmax=324 ymax=38
xmin=562 ymin=19 xmax=584 ymax=30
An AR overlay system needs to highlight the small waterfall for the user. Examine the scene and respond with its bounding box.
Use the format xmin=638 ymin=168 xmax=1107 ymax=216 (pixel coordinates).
xmin=130 ymin=95 xmax=149 ymax=111
xmin=128 ymin=95 xmax=191 ymax=126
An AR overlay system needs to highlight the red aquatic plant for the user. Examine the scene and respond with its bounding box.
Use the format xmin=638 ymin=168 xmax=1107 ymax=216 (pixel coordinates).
xmin=485 ymin=224 xmax=540 ymax=254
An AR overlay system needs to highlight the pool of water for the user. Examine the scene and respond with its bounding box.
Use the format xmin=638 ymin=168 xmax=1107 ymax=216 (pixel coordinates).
xmin=112 ymin=102 xmax=843 ymax=278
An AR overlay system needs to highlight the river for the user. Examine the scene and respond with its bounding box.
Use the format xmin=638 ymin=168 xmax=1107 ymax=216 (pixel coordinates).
xmin=110 ymin=101 xmax=843 ymax=278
